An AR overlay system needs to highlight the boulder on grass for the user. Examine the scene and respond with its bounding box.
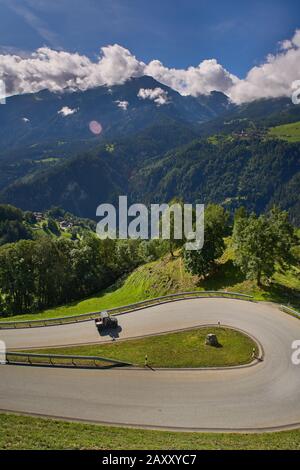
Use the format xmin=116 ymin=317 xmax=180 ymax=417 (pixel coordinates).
xmin=205 ymin=333 xmax=219 ymax=347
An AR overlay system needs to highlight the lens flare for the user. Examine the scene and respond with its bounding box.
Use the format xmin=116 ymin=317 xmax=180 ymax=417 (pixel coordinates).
xmin=89 ymin=120 xmax=102 ymax=135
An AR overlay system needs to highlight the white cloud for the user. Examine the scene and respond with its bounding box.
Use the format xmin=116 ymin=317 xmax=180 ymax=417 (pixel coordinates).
xmin=229 ymin=29 xmax=300 ymax=104
xmin=0 ymin=44 xmax=143 ymax=97
xmin=278 ymin=30 xmax=300 ymax=51
xmin=115 ymin=100 xmax=129 ymax=110
xmin=144 ymin=59 xmax=238 ymax=97
xmin=279 ymin=39 xmax=293 ymax=51
xmin=291 ymin=29 xmax=300 ymax=48
xmin=22 ymin=117 xmax=30 ymax=122
xmin=0 ymin=30 xmax=299 ymax=104
xmin=138 ymin=87 xmax=169 ymax=106
xmin=58 ymin=106 xmax=78 ymax=116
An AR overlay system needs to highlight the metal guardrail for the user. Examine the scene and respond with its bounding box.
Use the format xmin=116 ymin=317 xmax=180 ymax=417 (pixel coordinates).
xmin=0 ymin=291 xmax=253 ymax=330
xmin=280 ymin=305 xmax=300 ymax=318
xmin=5 ymin=351 xmax=132 ymax=368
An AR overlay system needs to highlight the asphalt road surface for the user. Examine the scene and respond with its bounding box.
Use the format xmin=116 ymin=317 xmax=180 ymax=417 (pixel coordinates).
xmin=1 ymin=298 xmax=300 ymax=431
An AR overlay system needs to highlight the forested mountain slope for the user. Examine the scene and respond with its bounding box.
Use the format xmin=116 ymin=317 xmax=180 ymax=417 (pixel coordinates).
xmin=1 ymin=135 xmax=299 ymax=224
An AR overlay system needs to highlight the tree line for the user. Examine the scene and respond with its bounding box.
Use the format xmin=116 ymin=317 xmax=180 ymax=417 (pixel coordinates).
xmin=0 ymin=235 xmax=164 ymax=316
xmin=0 ymin=201 xmax=298 ymax=317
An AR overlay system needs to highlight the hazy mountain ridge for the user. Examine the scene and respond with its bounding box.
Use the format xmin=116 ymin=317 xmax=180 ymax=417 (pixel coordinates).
xmin=0 ymin=76 xmax=231 ymax=152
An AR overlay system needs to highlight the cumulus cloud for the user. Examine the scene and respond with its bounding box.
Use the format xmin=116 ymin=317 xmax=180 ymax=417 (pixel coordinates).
xmin=279 ymin=29 xmax=300 ymax=50
xmin=0 ymin=30 xmax=299 ymax=104
xmin=0 ymin=44 xmax=143 ymax=97
xmin=229 ymin=29 xmax=300 ymax=103
xmin=58 ymin=106 xmax=78 ymax=116
xmin=144 ymin=59 xmax=238 ymax=96
xmin=138 ymin=87 xmax=169 ymax=106
xmin=115 ymin=100 xmax=129 ymax=110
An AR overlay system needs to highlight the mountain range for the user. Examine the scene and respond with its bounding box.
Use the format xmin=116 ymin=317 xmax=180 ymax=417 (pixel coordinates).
xmin=0 ymin=75 xmax=299 ymax=224
xmin=0 ymin=76 xmax=231 ymax=152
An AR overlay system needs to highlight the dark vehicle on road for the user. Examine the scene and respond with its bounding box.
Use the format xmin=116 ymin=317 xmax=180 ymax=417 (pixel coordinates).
xmin=95 ymin=311 xmax=118 ymax=331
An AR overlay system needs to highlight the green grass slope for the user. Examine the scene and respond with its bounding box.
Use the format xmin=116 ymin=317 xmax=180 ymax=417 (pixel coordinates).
xmin=1 ymin=413 xmax=300 ymax=450
xmin=5 ymin=255 xmax=198 ymax=321
xmin=3 ymin=237 xmax=300 ymax=322
xmin=268 ymin=121 xmax=300 ymax=142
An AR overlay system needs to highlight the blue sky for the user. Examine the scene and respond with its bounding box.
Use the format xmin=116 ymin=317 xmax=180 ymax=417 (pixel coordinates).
xmin=0 ymin=0 xmax=299 ymax=78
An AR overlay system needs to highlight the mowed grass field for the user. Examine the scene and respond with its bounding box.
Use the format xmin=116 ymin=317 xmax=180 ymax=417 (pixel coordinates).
xmin=1 ymin=413 xmax=300 ymax=450
xmin=268 ymin=121 xmax=300 ymax=142
xmin=23 ymin=327 xmax=258 ymax=368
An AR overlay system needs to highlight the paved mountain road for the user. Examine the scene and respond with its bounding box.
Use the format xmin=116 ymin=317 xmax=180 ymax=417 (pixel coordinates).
xmin=1 ymin=298 xmax=300 ymax=431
